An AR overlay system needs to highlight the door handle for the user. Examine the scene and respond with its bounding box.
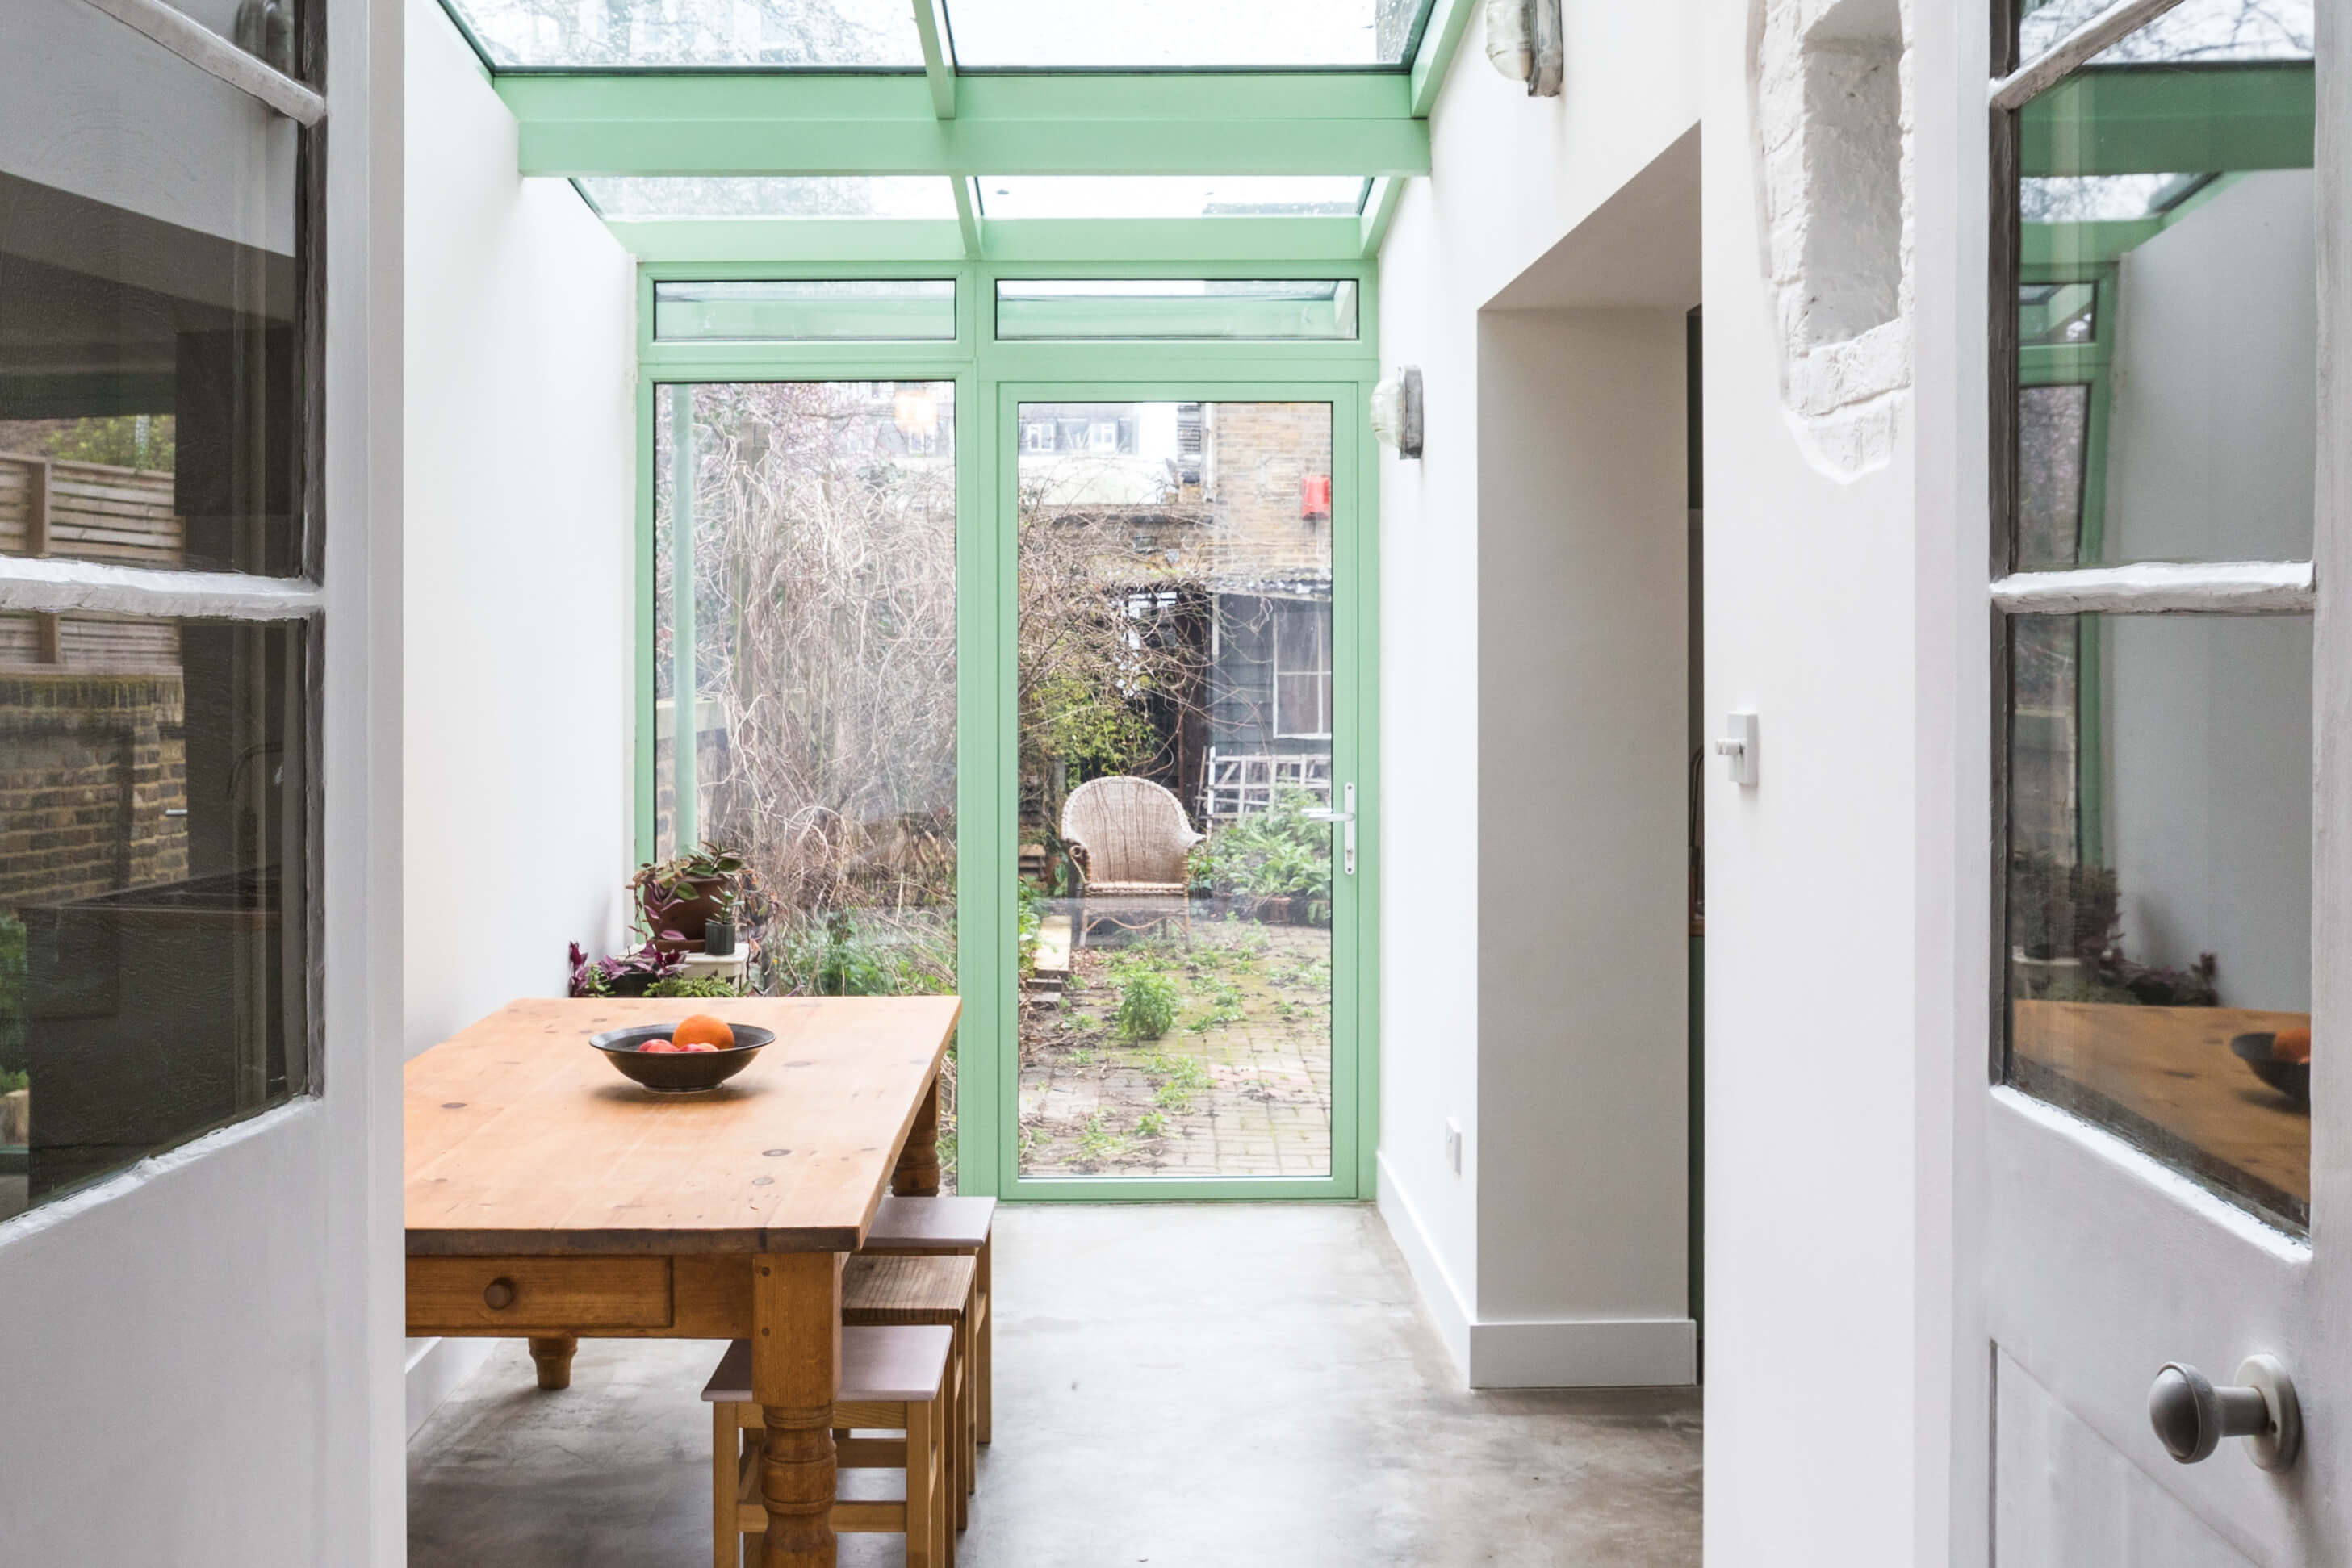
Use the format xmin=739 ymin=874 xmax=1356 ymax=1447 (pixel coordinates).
xmin=2148 ymin=1357 xmax=2300 ymax=1470
xmin=1304 ymin=784 xmax=1357 ymax=876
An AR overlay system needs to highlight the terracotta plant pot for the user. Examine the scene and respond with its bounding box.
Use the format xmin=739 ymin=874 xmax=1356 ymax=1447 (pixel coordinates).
xmin=644 ymin=874 xmax=733 ymax=947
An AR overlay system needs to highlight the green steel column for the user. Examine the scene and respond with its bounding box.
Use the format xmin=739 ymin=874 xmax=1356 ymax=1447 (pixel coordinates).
xmin=669 ymin=383 xmax=699 ymax=850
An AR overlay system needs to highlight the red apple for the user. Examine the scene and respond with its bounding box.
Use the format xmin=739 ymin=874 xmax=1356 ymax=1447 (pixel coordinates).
xmin=682 ymin=1041 xmax=720 ymax=1053
xmin=638 ymin=1039 xmax=681 ymax=1053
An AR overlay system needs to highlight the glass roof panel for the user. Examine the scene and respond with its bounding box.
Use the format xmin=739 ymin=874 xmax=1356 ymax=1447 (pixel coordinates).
xmin=442 ymin=0 xmax=923 ymax=69
xmin=945 ymin=0 xmax=1433 ymax=69
xmin=977 ymin=177 xmax=1370 ymax=220
xmin=2019 ymin=172 xmax=2215 ymax=223
xmin=2019 ymin=0 xmax=2312 ymax=65
xmin=577 ymin=177 xmax=960 ymax=220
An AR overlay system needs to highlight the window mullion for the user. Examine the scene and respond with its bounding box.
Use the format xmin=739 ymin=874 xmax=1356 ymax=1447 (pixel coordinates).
xmin=1991 ymin=0 xmax=2189 ymax=110
xmin=0 ymin=558 xmax=324 ymax=621
xmin=76 ymin=0 xmax=325 ymax=124
xmin=1993 ymin=560 xmax=2315 ymax=616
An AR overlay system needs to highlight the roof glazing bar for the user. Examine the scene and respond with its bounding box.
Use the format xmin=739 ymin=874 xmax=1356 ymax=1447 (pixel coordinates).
xmin=914 ymin=0 xmax=957 ymax=118
xmin=1993 ymin=0 xmax=2187 ymax=109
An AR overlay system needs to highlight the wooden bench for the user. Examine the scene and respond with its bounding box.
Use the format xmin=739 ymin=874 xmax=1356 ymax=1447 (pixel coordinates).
xmin=847 ymin=1253 xmax=979 ymax=1529
xmin=860 ymin=1195 xmax=997 ymax=1450
xmin=705 ymin=1326 xmax=953 ymax=1568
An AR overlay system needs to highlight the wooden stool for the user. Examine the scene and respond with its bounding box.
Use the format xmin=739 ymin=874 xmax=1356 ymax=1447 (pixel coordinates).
xmin=861 ymin=1195 xmax=996 ymax=1449
xmin=703 ymin=1326 xmax=952 ymax=1568
xmin=847 ymin=1253 xmax=978 ymax=1528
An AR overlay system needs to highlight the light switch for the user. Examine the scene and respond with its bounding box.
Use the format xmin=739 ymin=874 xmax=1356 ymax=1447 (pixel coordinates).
xmin=1715 ymin=713 xmax=1759 ymax=787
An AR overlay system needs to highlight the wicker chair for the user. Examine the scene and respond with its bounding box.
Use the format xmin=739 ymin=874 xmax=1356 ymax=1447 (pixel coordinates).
xmin=1061 ymin=776 xmax=1202 ymax=943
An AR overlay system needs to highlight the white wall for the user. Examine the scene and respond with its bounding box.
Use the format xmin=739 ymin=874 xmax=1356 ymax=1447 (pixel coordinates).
xmin=400 ymin=0 xmax=637 ymax=1424
xmin=1374 ymin=0 xmax=1701 ymax=1387
xmin=0 ymin=0 xmax=408 ymax=1561
xmin=1475 ymin=310 xmax=1693 ymax=1363
xmin=2098 ymin=172 xmax=2319 ymax=1010
xmin=1701 ymin=0 xmax=1945 ymax=1560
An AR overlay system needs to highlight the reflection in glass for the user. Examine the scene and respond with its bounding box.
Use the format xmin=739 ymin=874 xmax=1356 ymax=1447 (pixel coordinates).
xmin=2006 ymin=613 xmax=2312 ymax=1231
xmin=442 ymin=0 xmax=923 ymax=69
xmin=579 ymin=177 xmax=960 ymax=222
xmin=1014 ymin=402 xmax=1336 ymax=1181
xmin=995 ymin=280 xmax=1359 ymax=342
xmin=946 ymin=0 xmax=1432 ymax=69
xmin=0 ymin=21 xmax=302 ymax=577
xmin=0 ymin=618 xmax=310 ymax=1221
xmin=653 ymin=281 xmax=958 ymax=343
xmin=652 ymin=386 xmax=959 ymax=1183
xmin=2011 ymin=23 xmax=2314 ymax=568
xmin=977 ymin=178 xmax=1371 ymax=220
xmin=2019 ymin=0 xmax=2312 ymax=65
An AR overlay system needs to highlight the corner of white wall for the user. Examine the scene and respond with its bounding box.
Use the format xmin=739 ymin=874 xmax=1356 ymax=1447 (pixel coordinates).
xmin=400 ymin=0 xmax=638 ymax=1435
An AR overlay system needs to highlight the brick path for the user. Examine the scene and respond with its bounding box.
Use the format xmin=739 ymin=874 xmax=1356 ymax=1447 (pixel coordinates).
xmin=1018 ymin=922 xmax=1333 ymax=1179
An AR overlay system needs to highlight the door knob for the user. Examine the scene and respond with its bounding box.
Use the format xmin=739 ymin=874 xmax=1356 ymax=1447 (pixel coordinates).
xmin=2147 ymin=1356 xmax=2300 ymax=1470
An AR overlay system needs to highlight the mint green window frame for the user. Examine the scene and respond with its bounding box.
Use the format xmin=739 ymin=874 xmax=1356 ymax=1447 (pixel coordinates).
xmin=634 ymin=258 xmax=1383 ymax=1202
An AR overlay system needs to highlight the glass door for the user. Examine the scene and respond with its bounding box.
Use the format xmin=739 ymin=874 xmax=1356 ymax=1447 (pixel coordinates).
xmin=652 ymin=380 xmax=965 ymax=1177
xmin=1002 ymin=393 xmax=1358 ymax=1190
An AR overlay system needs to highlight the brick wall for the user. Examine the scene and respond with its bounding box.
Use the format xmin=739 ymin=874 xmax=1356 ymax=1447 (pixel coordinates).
xmin=0 ymin=674 xmax=189 ymax=907
xmin=1198 ymin=402 xmax=1335 ymax=584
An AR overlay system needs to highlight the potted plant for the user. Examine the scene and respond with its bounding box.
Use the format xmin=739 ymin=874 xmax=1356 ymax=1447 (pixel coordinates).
xmin=630 ymin=843 xmax=747 ymax=953
xmin=702 ymin=882 xmax=739 ymax=958
xmin=568 ymin=940 xmax=688 ymax=998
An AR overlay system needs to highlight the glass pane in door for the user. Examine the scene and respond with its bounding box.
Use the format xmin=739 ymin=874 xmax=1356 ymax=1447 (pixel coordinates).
xmin=2006 ymin=612 xmax=2313 ymax=1230
xmin=652 ymin=383 xmax=959 ymax=1175
xmin=1015 ymin=401 xmax=1336 ymax=1179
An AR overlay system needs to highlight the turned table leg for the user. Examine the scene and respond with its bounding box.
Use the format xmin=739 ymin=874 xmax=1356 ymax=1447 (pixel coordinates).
xmin=754 ymin=1252 xmax=842 ymax=1567
xmin=527 ymin=1334 xmax=578 ymax=1391
xmin=891 ymin=1073 xmax=942 ymax=1197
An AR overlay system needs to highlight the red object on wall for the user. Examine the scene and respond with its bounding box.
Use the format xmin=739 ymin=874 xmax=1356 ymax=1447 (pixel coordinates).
xmin=1301 ymin=473 xmax=1332 ymax=520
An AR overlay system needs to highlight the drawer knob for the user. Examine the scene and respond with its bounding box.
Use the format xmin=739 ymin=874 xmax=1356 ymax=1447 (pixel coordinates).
xmin=483 ymin=1277 xmax=518 ymax=1311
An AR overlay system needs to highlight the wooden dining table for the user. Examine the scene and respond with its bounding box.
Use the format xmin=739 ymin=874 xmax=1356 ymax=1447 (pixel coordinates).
xmin=404 ymin=995 xmax=960 ymax=1567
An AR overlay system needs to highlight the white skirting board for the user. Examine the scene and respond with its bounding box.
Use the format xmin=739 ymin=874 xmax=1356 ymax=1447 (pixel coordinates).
xmin=406 ymin=1335 xmax=497 ymax=1438
xmin=1376 ymin=1153 xmax=1697 ymax=1389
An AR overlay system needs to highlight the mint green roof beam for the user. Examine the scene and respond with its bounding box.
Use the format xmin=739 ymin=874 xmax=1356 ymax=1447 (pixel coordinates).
xmin=600 ymin=215 xmax=1372 ymax=265
xmin=1410 ymin=0 xmax=1476 ymax=117
xmin=2019 ymin=62 xmax=2312 ymax=177
xmin=1359 ymin=176 xmax=1405 ymax=257
xmin=912 ymin=0 xmax=956 ymax=119
xmin=953 ymin=178 xmax=982 ymax=257
xmin=500 ymin=73 xmax=1430 ymax=178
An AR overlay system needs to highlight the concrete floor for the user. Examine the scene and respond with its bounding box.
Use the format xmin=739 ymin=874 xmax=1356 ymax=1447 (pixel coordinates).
xmin=408 ymin=1204 xmax=1701 ymax=1567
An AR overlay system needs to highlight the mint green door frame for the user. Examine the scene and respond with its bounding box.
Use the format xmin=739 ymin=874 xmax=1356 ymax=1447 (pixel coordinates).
xmin=634 ymin=258 xmax=1383 ymax=1202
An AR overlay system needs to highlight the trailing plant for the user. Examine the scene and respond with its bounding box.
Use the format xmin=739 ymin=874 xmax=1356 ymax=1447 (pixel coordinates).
xmin=630 ymin=843 xmax=749 ymax=938
xmin=646 ymin=974 xmax=742 ymax=1000
xmin=568 ymin=939 xmax=687 ymax=998
xmin=1115 ymin=970 xmax=1179 ymax=1041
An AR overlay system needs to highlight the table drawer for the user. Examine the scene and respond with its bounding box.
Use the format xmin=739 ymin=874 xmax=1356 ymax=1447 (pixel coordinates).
xmin=408 ymin=1256 xmax=673 ymax=1332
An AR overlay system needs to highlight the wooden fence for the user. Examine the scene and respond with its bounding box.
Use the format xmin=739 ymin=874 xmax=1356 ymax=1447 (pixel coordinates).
xmin=0 ymin=454 xmax=183 ymax=671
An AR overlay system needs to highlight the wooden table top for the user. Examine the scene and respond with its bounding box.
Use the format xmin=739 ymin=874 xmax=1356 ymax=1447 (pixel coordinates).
xmin=404 ymin=997 xmax=960 ymax=1257
xmin=2012 ymin=1000 xmax=2309 ymax=1210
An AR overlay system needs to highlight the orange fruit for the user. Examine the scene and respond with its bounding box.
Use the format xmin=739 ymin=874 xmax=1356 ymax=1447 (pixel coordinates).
xmin=2275 ymin=1026 xmax=2312 ymax=1064
xmin=673 ymin=1014 xmax=735 ymax=1050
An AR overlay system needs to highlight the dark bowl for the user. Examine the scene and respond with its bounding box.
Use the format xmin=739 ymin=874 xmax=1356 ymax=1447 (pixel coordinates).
xmin=591 ymin=1022 xmax=773 ymax=1094
xmin=2229 ymin=1031 xmax=2310 ymax=1111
